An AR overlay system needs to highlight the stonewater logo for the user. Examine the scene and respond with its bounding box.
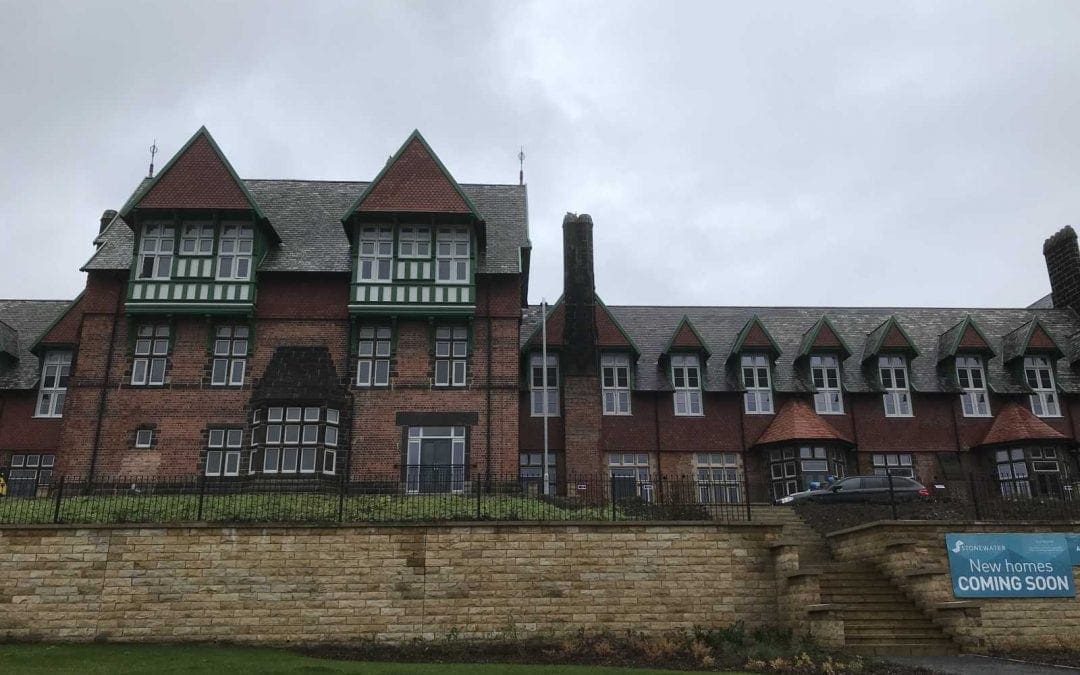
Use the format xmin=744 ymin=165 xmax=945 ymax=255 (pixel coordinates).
xmin=951 ymin=540 xmax=1006 ymax=554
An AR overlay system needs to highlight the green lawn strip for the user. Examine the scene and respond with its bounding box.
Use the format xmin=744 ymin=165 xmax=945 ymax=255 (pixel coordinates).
xmin=0 ymin=643 xmax=732 ymax=674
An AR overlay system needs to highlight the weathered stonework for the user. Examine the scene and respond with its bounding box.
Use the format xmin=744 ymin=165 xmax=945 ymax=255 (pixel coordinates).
xmin=0 ymin=522 xmax=779 ymax=643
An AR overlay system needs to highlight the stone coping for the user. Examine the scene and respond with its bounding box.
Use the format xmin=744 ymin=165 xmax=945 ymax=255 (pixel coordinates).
xmin=0 ymin=519 xmax=784 ymax=532
xmin=824 ymin=519 xmax=1080 ymax=538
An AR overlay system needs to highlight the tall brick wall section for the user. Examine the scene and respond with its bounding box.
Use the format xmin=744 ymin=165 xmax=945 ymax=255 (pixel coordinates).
xmin=828 ymin=521 xmax=1080 ymax=651
xmin=54 ymin=272 xmax=521 ymax=480
xmin=0 ymin=392 xmax=62 ymax=456
xmin=0 ymin=523 xmax=779 ymax=643
xmin=563 ymin=377 xmax=603 ymax=480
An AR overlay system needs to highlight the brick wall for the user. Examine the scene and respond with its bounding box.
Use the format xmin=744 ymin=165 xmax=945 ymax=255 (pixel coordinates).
xmin=828 ymin=521 xmax=1080 ymax=651
xmin=0 ymin=522 xmax=779 ymax=643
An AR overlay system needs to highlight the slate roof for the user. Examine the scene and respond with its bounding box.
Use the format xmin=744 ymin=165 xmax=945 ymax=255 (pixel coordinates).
xmin=0 ymin=300 xmax=73 ymax=390
xmin=521 ymin=304 xmax=1080 ymax=395
xmin=85 ymin=180 xmax=529 ymax=275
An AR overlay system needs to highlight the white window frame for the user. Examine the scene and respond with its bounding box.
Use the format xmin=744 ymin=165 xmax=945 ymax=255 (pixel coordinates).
xmin=206 ymin=428 xmax=242 ymax=477
xmin=879 ymin=355 xmax=913 ymax=417
xmin=136 ymin=223 xmax=174 ymax=280
xmin=530 ymin=353 xmax=559 ymax=417
xmin=601 ymin=353 xmax=631 ymax=415
xmin=672 ymin=354 xmax=703 ymax=416
xmin=435 ymin=227 xmax=470 ymax=283
xmin=956 ymin=355 xmax=991 ymax=417
xmin=398 ymin=225 xmax=431 ymax=259
xmin=434 ymin=326 xmax=468 ymax=387
xmin=215 ymin=223 xmax=254 ymax=281
xmin=695 ymin=452 xmax=743 ymax=504
xmin=741 ymin=353 xmax=773 ymax=414
xmin=35 ymin=350 xmax=72 ymax=418
xmin=358 ymin=225 xmax=394 ymax=282
xmin=211 ymin=325 xmax=248 ymax=386
xmin=871 ymin=453 xmax=915 ymax=479
xmin=1024 ymin=356 xmax=1061 ymax=418
xmin=132 ymin=324 xmax=170 ymax=386
xmin=406 ymin=426 xmax=467 ymax=494
xmin=811 ymin=354 xmax=843 ymax=415
xmin=179 ymin=222 xmax=214 ymax=256
xmin=134 ymin=429 xmax=154 ymax=449
xmin=260 ymin=406 xmax=338 ymax=475
xmin=357 ymin=326 xmax=392 ymax=387
xmin=608 ymin=453 xmax=653 ymax=502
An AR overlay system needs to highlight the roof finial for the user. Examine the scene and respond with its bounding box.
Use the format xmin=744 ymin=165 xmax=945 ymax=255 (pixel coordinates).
xmin=518 ymin=146 xmax=525 ymax=186
xmin=148 ymin=140 xmax=158 ymax=178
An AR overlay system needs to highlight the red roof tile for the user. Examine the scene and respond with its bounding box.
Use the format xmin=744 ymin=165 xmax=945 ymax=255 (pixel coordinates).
xmin=977 ymin=402 xmax=1070 ymax=447
xmin=754 ymin=400 xmax=852 ymax=447
xmin=355 ymin=136 xmax=472 ymax=214
xmin=670 ymin=321 xmax=706 ymax=350
xmin=137 ymin=133 xmax=254 ymax=211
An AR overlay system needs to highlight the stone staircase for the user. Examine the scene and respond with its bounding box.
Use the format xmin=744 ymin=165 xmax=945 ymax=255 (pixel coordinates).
xmin=753 ymin=504 xmax=958 ymax=656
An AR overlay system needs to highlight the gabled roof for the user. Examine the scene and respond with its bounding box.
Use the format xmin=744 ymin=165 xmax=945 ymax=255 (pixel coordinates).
xmin=522 ymin=296 xmax=565 ymax=350
xmin=521 ymin=295 xmax=640 ymax=357
xmin=662 ymin=315 xmax=711 ymax=357
xmin=85 ymin=180 xmax=529 ymax=275
xmin=753 ymin=400 xmax=853 ymax=448
xmin=938 ymin=316 xmax=996 ymax=360
xmin=0 ymin=300 xmax=73 ymax=390
xmin=863 ymin=315 xmax=919 ymax=361
xmin=119 ymin=127 xmax=271 ymax=232
xmin=520 ymin=306 xmax=1080 ymax=395
xmin=0 ymin=319 xmax=16 ymax=360
xmin=595 ymin=298 xmax=640 ymax=356
xmin=340 ymin=130 xmax=482 ymax=220
xmin=797 ymin=315 xmax=852 ymax=360
xmin=977 ymin=402 xmax=1070 ymax=448
xmin=1001 ymin=317 xmax=1064 ymax=362
xmin=730 ymin=315 xmax=781 ymax=359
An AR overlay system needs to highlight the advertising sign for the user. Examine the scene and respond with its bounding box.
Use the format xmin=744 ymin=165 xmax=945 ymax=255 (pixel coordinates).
xmin=946 ymin=533 xmax=1075 ymax=598
xmin=1069 ymin=535 xmax=1080 ymax=566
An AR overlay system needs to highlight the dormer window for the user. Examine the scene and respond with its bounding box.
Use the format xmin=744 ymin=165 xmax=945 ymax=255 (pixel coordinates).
xmin=216 ymin=223 xmax=254 ymax=280
xmin=436 ymin=227 xmax=470 ymax=283
xmin=530 ymin=353 xmax=559 ymax=417
xmin=811 ymin=355 xmax=843 ymax=414
xmin=601 ymin=353 xmax=631 ymax=415
xmin=179 ymin=223 xmax=214 ymax=255
xmin=358 ymin=226 xmax=393 ymax=281
xmin=742 ymin=354 xmax=773 ymax=414
xmin=879 ymin=355 xmax=912 ymax=417
xmin=672 ymin=354 xmax=703 ymax=416
xmin=399 ymin=225 xmax=431 ymax=258
xmin=956 ymin=355 xmax=990 ymax=417
xmin=1024 ymin=356 xmax=1060 ymax=418
xmin=137 ymin=223 xmax=174 ymax=280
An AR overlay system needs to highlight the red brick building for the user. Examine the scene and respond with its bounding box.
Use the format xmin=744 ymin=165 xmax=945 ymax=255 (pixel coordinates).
xmin=3 ymin=126 xmax=1080 ymax=503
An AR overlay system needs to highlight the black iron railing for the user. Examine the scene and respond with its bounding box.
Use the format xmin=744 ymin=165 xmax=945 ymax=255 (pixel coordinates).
xmin=0 ymin=471 xmax=754 ymax=526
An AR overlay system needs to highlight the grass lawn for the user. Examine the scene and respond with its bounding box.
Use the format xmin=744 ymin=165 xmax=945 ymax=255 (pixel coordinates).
xmin=0 ymin=643 xmax=741 ymax=674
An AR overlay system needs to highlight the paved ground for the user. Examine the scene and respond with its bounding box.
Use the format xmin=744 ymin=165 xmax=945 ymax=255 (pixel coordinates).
xmin=889 ymin=655 xmax=1079 ymax=674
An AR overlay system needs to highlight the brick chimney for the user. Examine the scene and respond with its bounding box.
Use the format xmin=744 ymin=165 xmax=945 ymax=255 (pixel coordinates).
xmin=99 ymin=209 xmax=118 ymax=234
xmin=562 ymin=213 xmax=598 ymax=376
xmin=1043 ymin=226 xmax=1080 ymax=312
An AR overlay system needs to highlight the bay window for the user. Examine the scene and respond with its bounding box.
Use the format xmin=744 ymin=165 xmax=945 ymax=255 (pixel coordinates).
xmin=257 ymin=406 xmax=340 ymax=475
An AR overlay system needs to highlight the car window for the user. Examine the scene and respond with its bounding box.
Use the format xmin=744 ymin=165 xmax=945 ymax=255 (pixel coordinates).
xmin=861 ymin=477 xmax=888 ymax=489
xmin=835 ymin=477 xmax=860 ymax=490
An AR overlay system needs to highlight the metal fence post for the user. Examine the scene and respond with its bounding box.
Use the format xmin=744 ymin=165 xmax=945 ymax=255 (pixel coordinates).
xmin=52 ymin=475 xmax=65 ymax=524
xmin=968 ymin=472 xmax=981 ymax=520
xmin=337 ymin=474 xmax=346 ymax=523
xmin=475 ymin=473 xmax=482 ymax=520
xmin=743 ymin=469 xmax=752 ymax=522
xmin=196 ymin=473 xmax=207 ymax=521
xmin=611 ymin=475 xmax=617 ymax=522
xmin=887 ymin=472 xmax=897 ymax=520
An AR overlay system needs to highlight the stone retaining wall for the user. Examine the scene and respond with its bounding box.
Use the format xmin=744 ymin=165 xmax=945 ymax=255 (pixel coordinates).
xmin=828 ymin=521 xmax=1080 ymax=651
xmin=0 ymin=522 xmax=779 ymax=643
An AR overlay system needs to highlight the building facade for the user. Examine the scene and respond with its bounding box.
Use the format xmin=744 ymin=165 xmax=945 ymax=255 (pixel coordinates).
xmin=3 ymin=127 xmax=1080 ymax=503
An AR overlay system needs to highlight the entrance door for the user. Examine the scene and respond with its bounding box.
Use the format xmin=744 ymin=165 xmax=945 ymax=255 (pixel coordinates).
xmin=419 ymin=438 xmax=454 ymax=493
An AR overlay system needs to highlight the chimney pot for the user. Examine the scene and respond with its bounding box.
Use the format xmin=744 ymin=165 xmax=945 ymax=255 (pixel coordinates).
xmin=99 ymin=209 xmax=118 ymax=234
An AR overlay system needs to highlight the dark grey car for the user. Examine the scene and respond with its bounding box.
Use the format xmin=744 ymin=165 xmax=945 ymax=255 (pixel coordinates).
xmin=777 ymin=475 xmax=929 ymax=504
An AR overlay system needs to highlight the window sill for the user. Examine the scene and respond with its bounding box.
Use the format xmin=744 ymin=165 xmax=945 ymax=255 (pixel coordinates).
xmin=674 ymin=413 xmax=706 ymax=418
xmin=744 ymin=411 xmax=775 ymax=416
xmin=815 ymin=410 xmax=846 ymax=416
xmin=884 ymin=414 xmax=915 ymax=419
xmin=961 ymin=413 xmax=993 ymax=419
xmin=32 ymin=414 xmax=63 ymax=420
xmin=530 ymin=414 xmax=561 ymax=418
xmin=1033 ymin=414 xmax=1064 ymax=419
xmin=602 ymin=411 xmax=633 ymax=416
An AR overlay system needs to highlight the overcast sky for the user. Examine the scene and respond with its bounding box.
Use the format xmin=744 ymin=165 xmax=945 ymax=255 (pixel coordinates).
xmin=2 ymin=1 xmax=1079 ymax=308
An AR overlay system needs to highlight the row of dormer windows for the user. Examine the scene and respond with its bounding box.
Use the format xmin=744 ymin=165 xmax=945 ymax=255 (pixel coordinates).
xmin=525 ymin=352 xmax=1064 ymax=421
xmin=136 ymin=222 xmax=254 ymax=281
xmin=356 ymin=225 xmax=471 ymax=283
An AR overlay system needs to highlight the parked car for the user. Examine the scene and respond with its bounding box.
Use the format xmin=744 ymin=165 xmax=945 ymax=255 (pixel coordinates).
xmin=776 ymin=475 xmax=929 ymax=504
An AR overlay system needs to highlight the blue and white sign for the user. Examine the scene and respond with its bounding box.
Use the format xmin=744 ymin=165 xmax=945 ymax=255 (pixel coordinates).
xmin=946 ymin=533 xmax=1075 ymax=598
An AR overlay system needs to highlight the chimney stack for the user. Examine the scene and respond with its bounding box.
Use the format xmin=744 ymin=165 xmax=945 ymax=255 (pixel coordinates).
xmin=1043 ymin=226 xmax=1080 ymax=313
xmin=562 ymin=213 xmax=598 ymax=376
xmin=99 ymin=209 xmax=118 ymax=234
